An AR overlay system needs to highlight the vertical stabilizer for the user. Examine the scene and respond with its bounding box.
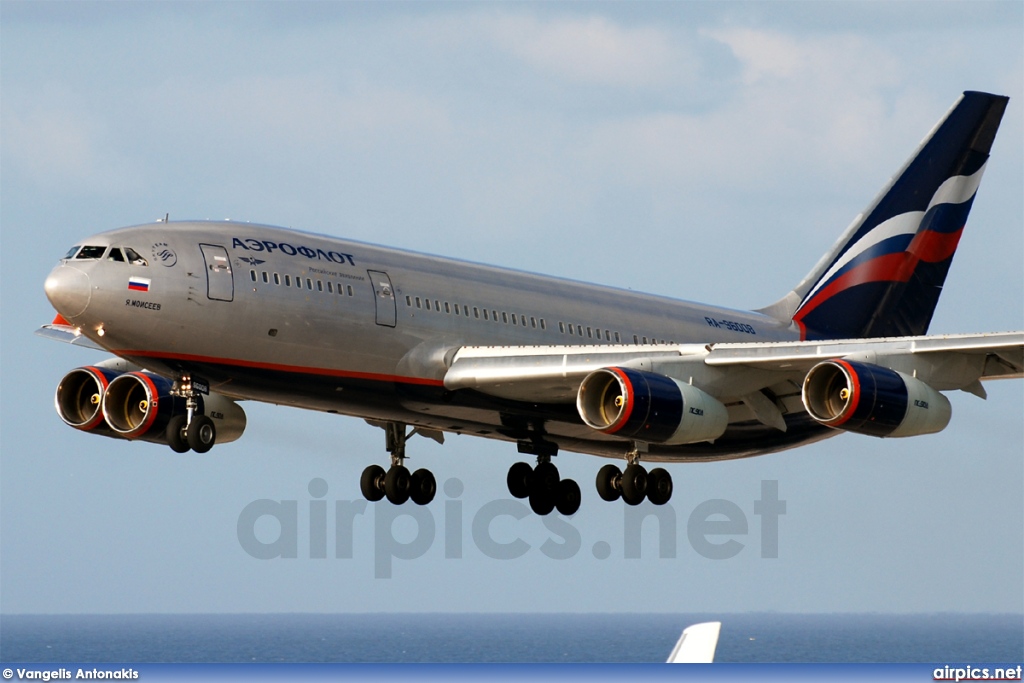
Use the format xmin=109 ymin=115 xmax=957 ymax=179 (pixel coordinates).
xmin=761 ymin=91 xmax=1008 ymax=340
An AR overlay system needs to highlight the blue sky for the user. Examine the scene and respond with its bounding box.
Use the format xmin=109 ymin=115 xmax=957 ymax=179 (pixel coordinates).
xmin=1 ymin=1 xmax=1021 ymax=615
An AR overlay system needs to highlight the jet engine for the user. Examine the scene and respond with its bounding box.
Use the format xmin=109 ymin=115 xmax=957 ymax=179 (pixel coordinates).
xmin=54 ymin=366 xmax=246 ymax=447
xmin=577 ymin=367 xmax=728 ymax=445
xmin=54 ymin=365 xmax=124 ymax=437
xmin=801 ymin=359 xmax=951 ymax=437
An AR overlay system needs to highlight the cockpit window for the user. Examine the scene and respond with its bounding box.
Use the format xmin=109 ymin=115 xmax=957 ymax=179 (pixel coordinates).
xmin=63 ymin=246 xmax=81 ymax=260
xmin=107 ymin=248 xmax=126 ymax=262
xmin=123 ymin=248 xmax=148 ymax=266
xmin=75 ymin=246 xmax=107 ymax=260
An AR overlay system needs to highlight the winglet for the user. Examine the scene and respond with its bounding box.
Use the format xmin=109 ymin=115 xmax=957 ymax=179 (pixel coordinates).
xmin=667 ymin=621 xmax=721 ymax=663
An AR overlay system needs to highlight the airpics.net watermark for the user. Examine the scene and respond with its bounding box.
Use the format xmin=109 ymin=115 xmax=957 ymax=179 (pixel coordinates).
xmin=237 ymin=479 xmax=786 ymax=578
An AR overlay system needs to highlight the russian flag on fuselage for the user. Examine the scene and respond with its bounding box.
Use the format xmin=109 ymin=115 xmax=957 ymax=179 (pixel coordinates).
xmin=128 ymin=277 xmax=151 ymax=292
xmin=792 ymin=92 xmax=1008 ymax=341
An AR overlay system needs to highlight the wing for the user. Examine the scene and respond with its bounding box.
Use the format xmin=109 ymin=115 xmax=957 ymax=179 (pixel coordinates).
xmin=444 ymin=332 xmax=1023 ymax=431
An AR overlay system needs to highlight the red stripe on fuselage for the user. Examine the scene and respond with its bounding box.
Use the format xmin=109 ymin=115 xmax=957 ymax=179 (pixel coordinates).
xmin=114 ymin=350 xmax=447 ymax=387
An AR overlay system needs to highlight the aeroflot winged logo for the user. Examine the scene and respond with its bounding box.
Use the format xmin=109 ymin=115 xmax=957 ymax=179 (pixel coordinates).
xmin=232 ymin=237 xmax=356 ymax=266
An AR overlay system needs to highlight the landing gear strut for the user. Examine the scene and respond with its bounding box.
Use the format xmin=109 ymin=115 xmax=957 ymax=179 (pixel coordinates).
xmin=166 ymin=375 xmax=216 ymax=454
xmin=360 ymin=421 xmax=437 ymax=506
xmin=595 ymin=444 xmax=673 ymax=506
xmin=506 ymin=456 xmax=581 ymax=516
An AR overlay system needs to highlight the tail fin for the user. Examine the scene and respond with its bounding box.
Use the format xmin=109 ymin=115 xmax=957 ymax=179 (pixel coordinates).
xmin=761 ymin=91 xmax=1008 ymax=340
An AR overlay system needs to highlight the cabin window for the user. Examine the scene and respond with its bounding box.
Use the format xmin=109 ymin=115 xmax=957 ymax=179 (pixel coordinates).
xmin=474 ymin=307 xmax=480 ymax=319
xmin=274 ymin=273 xmax=281 ymax=285
xmin=347 ymin=285 xmax=354 ymax=296
xmin=502 ymin=312 xmax=508 ymax=324
xmin=454 ymin=304 xmax=460 ymax=315
xmin=250 ymin=270 xmax=257 ymax=282
xmin=633 ymin=335 xmax=639 ymax=344
xmin=262 ymin=271 xmax=269 ymax=283
xmin=482 ymin=309 xmax=488 ymax=320
xmin=318 ymin=280 xmax=324 ymax=292
xmin=306 ymin=278 xmax=313 ymax=290
xmin=295 ymin=276 xmax=302 ymax=288
xmin=586 ymin=327 xmax=593 ymax=338
xmin=614 ymin=332 xmax=620 ymax=343
xmin=445 ymin=302 xmax=451 ymax=314
xmin=559 ymin=322 xmax=565 ymax=333
xmin=434 ymin=300 xmax=440 ymax=311
xmin=415 ymin=297 xmax=422 ymax=308
xmin=510 ymin=313 xmax=517 ymax=325
xmin=540 ymin=319 xmax=547 ymax=330
xmin=530 ymin=317 xmax=537 ymax=328
xmin=327 ymin=281 xmax=333 ymax=293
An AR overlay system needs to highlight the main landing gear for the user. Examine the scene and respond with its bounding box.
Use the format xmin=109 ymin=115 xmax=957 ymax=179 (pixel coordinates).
xmin=360 ymin=421 xmax=437 ymax=505
xmin=595 ymin=444 xmax=673 ymax=506
xmin=166 ymin=376 xmax=216 ymax=454
xmin=506 ymin=457 xmax=582 ymax=516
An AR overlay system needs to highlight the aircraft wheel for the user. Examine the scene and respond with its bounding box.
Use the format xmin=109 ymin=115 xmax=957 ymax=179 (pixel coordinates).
xmin=529 ymin=489 xmax=555 ymax=516
xmin=531 ymin=462 xmax=560 ymax=498
xmin=410 ymin=468 xmax=436 ymax=506
xmin=555 ymin=478 xmax=581 ymax=516
xmin=186 ymin=415 xmax=216 ymax=454
xmin=621 ymin=464 xmax=648 ymax=506
xmin=647 ymin=468 xmax=673 ymax=506
xmin=596 ymin=464 xmax=622 ymax=502
xmin=385 ymin=465 xmax=411 ymax=505
xmin=507 ymin=461 xmax=533 ymax=499
xmin=166 ymin=415 xmax=190 ymax=453
xmin=360 ymin=464 xmax=386 ymax=502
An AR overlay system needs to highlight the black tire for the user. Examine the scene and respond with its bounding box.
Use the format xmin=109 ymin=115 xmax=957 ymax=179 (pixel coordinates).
xmin=410 ymin=468 xmax=436 ymax=505
xmin=621 ymin=464 xmax=648 ymax=506
xmin=360 ymin=464 xmax=386 ymax=502
xmin=186 ymin=415 xmax=216 ymax=454
xmin=529 ymin=489 xmax=555 ymax=516
xmin=385 ymin=465 xmax=411 ymax=505
xmin=506 ymin=461 xmax=532 ymax=499
xmin=166 ymin=415 xmax=190 ymax=453
xmin=596 ymin=464 xmax=622 ymax=502
xmin=555 ymin=478 xmax=581 ymax=516
xmin=647 ymin=468 xmax=673 ymax=505
xmin=530 ymin=462 xmax=560 ymax=498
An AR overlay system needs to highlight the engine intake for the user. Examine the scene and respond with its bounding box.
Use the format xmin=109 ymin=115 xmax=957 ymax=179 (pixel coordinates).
xmin=55 ymin=366 xmax=122 ymax=434
xmin=577 ymin=367 xmax=728 ymax=445
xmin=802 ymin=359 xmax=951 ymax=437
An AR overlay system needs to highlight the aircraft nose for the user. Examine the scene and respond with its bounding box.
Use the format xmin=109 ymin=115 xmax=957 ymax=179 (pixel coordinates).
xmin=44 ymin=264 xmax=92 ymax=318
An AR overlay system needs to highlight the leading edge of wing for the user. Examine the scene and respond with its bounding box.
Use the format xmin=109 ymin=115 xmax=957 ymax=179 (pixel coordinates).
xmin=704 ymin=331 xmax=1024 ymax=384
xmin=443 ymin=331 xmax=1023 ymax=403
xmin=35 ymin=323 xmax=106 ymax=351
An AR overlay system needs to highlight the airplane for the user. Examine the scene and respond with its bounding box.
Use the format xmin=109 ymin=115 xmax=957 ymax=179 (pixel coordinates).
xmin=39 ymin=90 xmax=1023 ymax=517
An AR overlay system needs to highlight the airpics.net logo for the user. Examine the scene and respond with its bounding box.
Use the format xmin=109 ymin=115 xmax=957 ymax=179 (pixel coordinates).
xmin=237 ymin=479 xmax=786 ymax=578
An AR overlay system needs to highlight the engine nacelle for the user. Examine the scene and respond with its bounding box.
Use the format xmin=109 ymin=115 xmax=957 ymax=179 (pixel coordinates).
xmin=55 ymin=366 xmax=124 ymax=436
xmin=802 ymin=359 xmax=951 ymax=437
xmin=101 ymin=371 xmax=246 ymax=444
xmin=577 ymin=367 xmax=729 ymax=445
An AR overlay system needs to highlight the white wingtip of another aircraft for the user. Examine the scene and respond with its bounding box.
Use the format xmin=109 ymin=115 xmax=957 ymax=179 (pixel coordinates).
xmin=667 ymin=621 xmax=722 ymax=663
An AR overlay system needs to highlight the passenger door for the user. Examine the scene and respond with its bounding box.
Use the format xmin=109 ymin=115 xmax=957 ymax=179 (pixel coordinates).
xmin=367 ymin=270 xmax=396 ymax=327
xmin=200 ymin=244 xmax=234 ymax=302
